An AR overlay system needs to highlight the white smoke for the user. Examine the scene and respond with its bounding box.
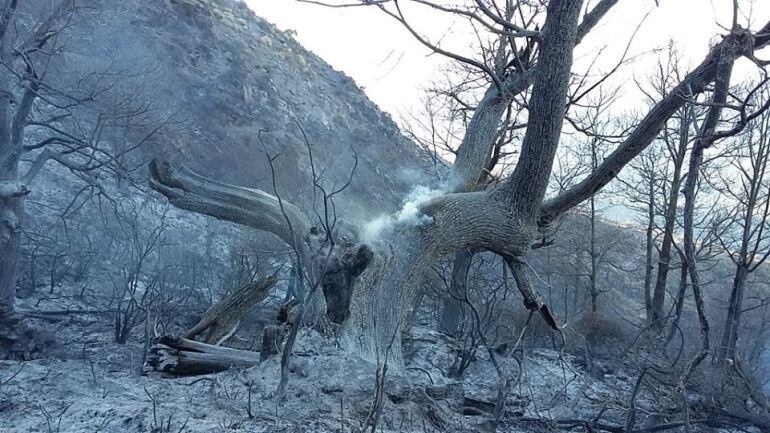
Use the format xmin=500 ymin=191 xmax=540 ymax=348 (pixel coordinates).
xmin=361 ymin=185 xmax=445 ymax=243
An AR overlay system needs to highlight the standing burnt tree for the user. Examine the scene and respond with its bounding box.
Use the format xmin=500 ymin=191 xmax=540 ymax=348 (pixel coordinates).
xmin=0 ymin=0 xmax=161 ymax=357
xmin=150 ymin=0 xmax=770 ymax=367
xmin=714 ymin=88 xmax=770 ymax=365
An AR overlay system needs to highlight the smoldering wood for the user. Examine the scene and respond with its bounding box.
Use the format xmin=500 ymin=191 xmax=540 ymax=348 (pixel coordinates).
xmin=321 ymin=244 xmax=373 ymax=324
xmin=182 ymin=275 xmax=277 ymax=344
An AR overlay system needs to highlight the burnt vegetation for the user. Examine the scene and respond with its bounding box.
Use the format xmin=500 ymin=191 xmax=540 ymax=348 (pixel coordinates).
xmin=1 ymin=0 xmax=770 ymax=432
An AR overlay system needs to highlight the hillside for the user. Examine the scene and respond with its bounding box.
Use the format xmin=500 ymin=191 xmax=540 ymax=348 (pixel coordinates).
xmin=1 ymin=1 xmax=769 ymax=432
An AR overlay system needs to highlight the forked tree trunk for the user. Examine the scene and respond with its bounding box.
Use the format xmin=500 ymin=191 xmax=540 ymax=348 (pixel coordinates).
xmin=340 ymin=192 xmax=542 ymax=366
xmin=680 ymin=46 xmax=736 ymax=377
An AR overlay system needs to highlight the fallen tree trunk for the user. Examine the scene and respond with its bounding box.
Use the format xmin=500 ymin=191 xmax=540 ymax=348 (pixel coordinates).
xmin=145 ymin=276 xmax=280 ymax=375
xmin=183 ymin=275 xmax=277 ymax=344
xmin=144 ymin=336 xmax=263 ymax=375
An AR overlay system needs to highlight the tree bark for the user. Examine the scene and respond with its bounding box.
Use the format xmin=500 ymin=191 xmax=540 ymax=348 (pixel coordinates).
xmin=0 ymin=194 xmax=22 ymax=357
xmin=439 ymin=250 xmax=473 ymax=336
xmin=183 ymin=275 xmax=277 ymax=344
xmin=717 ymin=264 xmax=748 ymax=363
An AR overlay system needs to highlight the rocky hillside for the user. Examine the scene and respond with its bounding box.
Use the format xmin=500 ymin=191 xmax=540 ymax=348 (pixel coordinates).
xmin=14 ymin=0 xmax=437 ymax=316
xmin=44 ymin=0 xmax=434 ymax=220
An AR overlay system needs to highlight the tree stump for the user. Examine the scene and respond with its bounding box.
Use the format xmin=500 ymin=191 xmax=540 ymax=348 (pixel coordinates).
xmin=260 ymin=325 xmax=283 ymax=361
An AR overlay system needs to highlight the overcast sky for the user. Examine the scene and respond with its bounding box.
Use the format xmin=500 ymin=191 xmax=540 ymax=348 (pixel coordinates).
xmin=248 ymin=0 xmax=770 ymax=122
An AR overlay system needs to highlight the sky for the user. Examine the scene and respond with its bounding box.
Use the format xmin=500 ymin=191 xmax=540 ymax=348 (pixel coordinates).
xmin=248 ymin=0 xmax=770 ymax=122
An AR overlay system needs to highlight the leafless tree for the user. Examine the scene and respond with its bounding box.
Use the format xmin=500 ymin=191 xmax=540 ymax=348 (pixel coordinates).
xmin=712 ymin=86 xmax=770 ymax=365
xmin=646 ymin=59 xmax=695 ymax=330
xmin=108 ymin=201 xmax=168 ymax=344
xmin=0 ymin=0 xmax=163 ymax=356
xmin=150 ymin=0 xmax=770 ymax=368
xmin=617 ymin=141 xmax=666 ymax=320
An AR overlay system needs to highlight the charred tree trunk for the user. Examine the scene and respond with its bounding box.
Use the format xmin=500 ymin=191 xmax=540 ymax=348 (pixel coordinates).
xmin=717 ymin=264 xmax=748 ymax=363
xmin=144 ymin=337 xmax=263 ymax=375
xmin=650 ymin=114 xmax=689 ymax=329
xmin=680 ymin=46 xmax=736 ymax=377
xmin=665 ymin=253 xmax=688 ymax=346
xmin=589 ymin=194 xmax=599 ymax=313
xmin=145 ymin=277 xmax=279 ymax=374
xmin=716 ymin=108 xmax=770 ymax=365
xmin=0 ymin=190 xmax=23 ymax=357
xmin=643 ymin=183 xmax=656 ymax=322
xmin=439 ymin=250 xmax=473 ymax=336
xmin=260 ymin=325 xmax=283 ymax=361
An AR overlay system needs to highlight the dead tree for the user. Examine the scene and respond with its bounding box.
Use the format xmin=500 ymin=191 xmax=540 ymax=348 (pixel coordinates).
xmin=144 ymin=276 xmax=278 ymax=374
xmin=144 ymin=336 xmax=263 ymax=375
xmin=680 ymin=28 xmax=742 ymax=383
xmin=618 ymin=141 xmax=666 ymax=321
xmin=399 ymin=3 xmax=529 ymax=337
xmin=0 ymin=1 xmax=162 ymax=357
xmin=150 ymin=1 xmax=770 ymax=368
xmin=713 ymin=90 xmax=770 ymax=364
xmin=648 ymin=55 xmax=696 ymax=329
xmin=559 ymin=99 xmax=621 ymax=314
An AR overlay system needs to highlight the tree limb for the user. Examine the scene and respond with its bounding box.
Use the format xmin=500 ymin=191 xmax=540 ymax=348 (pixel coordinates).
xmin=148 ymin=158 xmax=315 ymax=250
xmin=541 ymin=23 xmax=770 ymax=224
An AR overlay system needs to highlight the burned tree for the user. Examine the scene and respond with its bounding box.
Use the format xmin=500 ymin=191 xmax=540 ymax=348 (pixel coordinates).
xmin=713 ymin=88 xmax=770 ymax=365
xmin=322 ymin=244 xmax=373 ymax=324
xmin=0 ymin=1 xmax=163 ymax=357
xmin=150 ymin=0 xmax=770 ymax=367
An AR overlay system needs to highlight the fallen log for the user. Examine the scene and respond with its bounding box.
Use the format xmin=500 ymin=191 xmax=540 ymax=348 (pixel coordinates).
xmin=183 ymin=275 xmax=278 ymax=344
xmin=144 ymin=336 xmax=263 ymax=375
xmin=145 ymin=275 xmax=279 ymax=375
